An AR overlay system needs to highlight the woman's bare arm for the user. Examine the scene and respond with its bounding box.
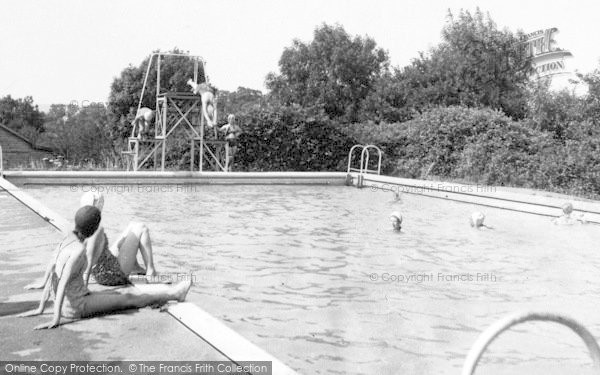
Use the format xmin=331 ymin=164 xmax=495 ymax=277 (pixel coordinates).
xmin=24 ymin=258 xmax=54 ymax=290
xmin=18 ymin=264 xmax=54 ymax=317
xmin=24 ymin=240 xmax=64 ymax=290
xmin=35 ymin=247 xmax=84 ymax=329
xmin=83 ymin=227 xmax=105 ymax=287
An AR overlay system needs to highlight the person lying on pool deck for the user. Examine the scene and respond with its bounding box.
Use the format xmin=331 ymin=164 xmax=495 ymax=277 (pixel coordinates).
xmin=18 ymin=206 xmax=191 ymax=329
xmin=25 ymin=192 xmax=157 ymax=289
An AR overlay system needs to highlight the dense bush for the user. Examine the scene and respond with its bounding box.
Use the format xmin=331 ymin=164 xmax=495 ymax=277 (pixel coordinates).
xmin=234 ymin=107 xmax=356 ymax=171
xmin=344 ymin=106 xmax=600 ymax=198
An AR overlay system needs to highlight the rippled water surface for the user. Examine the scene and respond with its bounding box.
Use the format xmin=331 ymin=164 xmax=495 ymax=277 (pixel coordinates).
xmin=25 ymin=185 xmax=600 ymax=374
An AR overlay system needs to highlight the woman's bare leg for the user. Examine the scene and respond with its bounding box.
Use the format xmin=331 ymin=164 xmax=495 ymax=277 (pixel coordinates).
xmin=113 ymin=222 xmax=157 ymax=276
xmin=81 ymin=280 xmax=191 ymax=317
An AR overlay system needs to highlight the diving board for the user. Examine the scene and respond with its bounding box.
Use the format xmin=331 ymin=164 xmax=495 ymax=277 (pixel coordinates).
xmin=167 ymin=302 xmax=298 ymax=375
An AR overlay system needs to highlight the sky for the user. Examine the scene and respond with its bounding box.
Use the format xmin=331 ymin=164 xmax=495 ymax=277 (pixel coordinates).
xmin=1 ymin=0 xmax=599 ymax=111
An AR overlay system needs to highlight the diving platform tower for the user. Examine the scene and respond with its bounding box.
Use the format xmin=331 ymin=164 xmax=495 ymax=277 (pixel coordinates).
xmin=122 ymin=52 xmax=228 ymax=172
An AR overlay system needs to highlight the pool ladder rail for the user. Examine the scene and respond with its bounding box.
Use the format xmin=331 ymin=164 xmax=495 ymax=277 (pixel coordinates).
xmin=347 ymin=144 xmax=382 ymax=187
xmin=462 ymin=311 xmax=600 ymax=374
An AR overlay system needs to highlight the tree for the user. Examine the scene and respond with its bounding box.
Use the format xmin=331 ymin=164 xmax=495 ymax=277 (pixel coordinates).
xmin=0 ymin=95 xmax=45 ymax=143
xmin=41 ymin=103 xmax=113 ymax=162
xmin=107 ymin=48 xmax=207 ymax=141
xmin=577 ymin=67 xmax=600 ymax=122
xmin=362 ymin=9 xmax=531 ymax=122
xmin=266 ymin=24 xmax=388 ymax=121
xmin=218 ymin=87 xmax=267 ymax=117
xmin=525 ymin=82 xmax=585 ymax=140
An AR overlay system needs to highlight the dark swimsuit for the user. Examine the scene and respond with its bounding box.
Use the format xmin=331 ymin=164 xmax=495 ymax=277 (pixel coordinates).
xmin=225 ymin=126 xmax=240 ymax=148
xmin=90 ymin=233 xmax=131 ymax=286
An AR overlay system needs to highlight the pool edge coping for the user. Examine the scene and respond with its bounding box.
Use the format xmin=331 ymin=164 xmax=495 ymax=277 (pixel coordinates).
xmin=4 ymin=170 xmax=600 ymax=222
xmin=353 ymin=173 xmax=600 ymax=224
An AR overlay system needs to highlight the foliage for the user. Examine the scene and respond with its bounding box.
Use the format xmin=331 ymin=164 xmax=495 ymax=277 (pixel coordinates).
xmin=0 ymin=95 xmax=45 ymax=144
xmin=107 ymin=48 xmax=207 ymax=141
xmin=344 ymin=105 xmax=600 ymax=198
xmin=524 ymin=81 xmax=586 ymax=140
xmin=234 ymin=107 xmax=355 ymax=171
xmin=360 ymin=9 xmax=530 ymax=124
xmin=266 ymin=23 xmax=388 ymax=121
xmin=40 ymin=103 xmax=114 ymax=162
xmin=217 ymin=87 xmax=268 ymax=117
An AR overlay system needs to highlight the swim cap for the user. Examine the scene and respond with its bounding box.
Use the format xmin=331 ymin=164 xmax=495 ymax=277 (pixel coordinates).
xmin=390 ymin=211 xmax=402 ymax=223
xmin=80 ymin=191 xmax=104 ymax=212
xmin=470 ymin=212 xmax=485 ymax=227
xmin=561 ymin=202 xmax=573 ymax=215
xmin=74 ymin=205 xmax=101 ymax=238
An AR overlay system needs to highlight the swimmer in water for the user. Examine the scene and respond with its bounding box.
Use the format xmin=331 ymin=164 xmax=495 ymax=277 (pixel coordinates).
xmin=18 ymin=206 xmax=191 ymax=329
xmin=390 ymin=211 xmax=402 ymax=231
xmin=470 ymin=211 xmax=493 ymax=229
xmin=552 ymin=202 xmax=587 ymax=225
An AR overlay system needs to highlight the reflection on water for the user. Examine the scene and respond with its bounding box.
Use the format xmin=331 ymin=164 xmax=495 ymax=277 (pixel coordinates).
xmin=26 ymin=185 xmax=600 ymax=374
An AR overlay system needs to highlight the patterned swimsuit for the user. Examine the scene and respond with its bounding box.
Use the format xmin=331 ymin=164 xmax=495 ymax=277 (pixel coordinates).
xmin=90 ymin=233 xmax=131 ymax=286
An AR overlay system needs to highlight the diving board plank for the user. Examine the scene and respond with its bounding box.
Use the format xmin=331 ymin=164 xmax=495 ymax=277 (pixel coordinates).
xmin=167 ymin=302 xmax=298 ymax=375
xmin=0 ymin=177 xmax=71 ymax=233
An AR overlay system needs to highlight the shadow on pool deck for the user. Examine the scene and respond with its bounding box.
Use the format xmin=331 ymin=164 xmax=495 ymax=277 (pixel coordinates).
xmin=0 ymin=191 xmax=227 ymax=361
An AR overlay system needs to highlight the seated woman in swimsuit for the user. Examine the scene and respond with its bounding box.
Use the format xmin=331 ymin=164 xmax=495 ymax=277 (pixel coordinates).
xmin=219 ymin=114 xmax=242 ymax=171
xmin=25 ymin=192 xmax=157 ymax=289
xmin=19 ymin=206 xmax=191 ymax=329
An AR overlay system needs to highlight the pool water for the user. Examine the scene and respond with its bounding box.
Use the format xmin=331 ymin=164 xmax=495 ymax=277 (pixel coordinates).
xmin=25 ymin=184 xmax=600 ymax=374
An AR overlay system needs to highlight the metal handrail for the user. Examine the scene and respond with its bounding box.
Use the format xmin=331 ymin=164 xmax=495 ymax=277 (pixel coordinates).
xmin=347 ymin=144 xmax=382 ymax=175
xmin=360 ymin=144 xmax=382 ymax=175
xmin=462 ymin=311 xmax=600 ymax=374
xmin=347 ymin=144 xmax=365 ymax=173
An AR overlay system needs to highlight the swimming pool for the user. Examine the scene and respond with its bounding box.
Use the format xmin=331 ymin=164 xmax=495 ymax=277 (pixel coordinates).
xmin=24 ymin=184 xmax=600 ymax=374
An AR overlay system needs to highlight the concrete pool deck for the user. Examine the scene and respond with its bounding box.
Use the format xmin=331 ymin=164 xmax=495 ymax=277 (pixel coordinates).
xmin=0 ymin=188 xmax=228 ymax=361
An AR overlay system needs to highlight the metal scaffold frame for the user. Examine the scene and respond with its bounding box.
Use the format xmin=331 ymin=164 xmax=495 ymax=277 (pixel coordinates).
xmin=122 ymin=52 xmax=228 ymax=172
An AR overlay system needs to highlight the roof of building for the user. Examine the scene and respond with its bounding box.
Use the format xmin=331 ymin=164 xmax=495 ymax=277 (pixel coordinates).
xmin=0 ymin=123 xmax=54 ymax=153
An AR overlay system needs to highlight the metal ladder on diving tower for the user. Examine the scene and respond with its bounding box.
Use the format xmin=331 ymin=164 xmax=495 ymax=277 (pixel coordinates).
xmin=346 ymin=144 xmax=382 ymax=187
xmin=122 ymin=52 xmax=228 ymax=172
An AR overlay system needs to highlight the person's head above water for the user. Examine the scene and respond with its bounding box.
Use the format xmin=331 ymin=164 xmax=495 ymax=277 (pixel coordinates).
xmin=470 ymin=211 xmax=485 ymax=228
xmin=74 ymin=205 xmax=101 ymax=241
xmin=561 ymin=202 xmax=574 ymax=216
xmin=80 ymin=191 xmax=104 ymax=212
xmin=227 ymin=114 xmax=235 ymax=124
xmin=390 ymin=211 xmax=402 ymax=231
